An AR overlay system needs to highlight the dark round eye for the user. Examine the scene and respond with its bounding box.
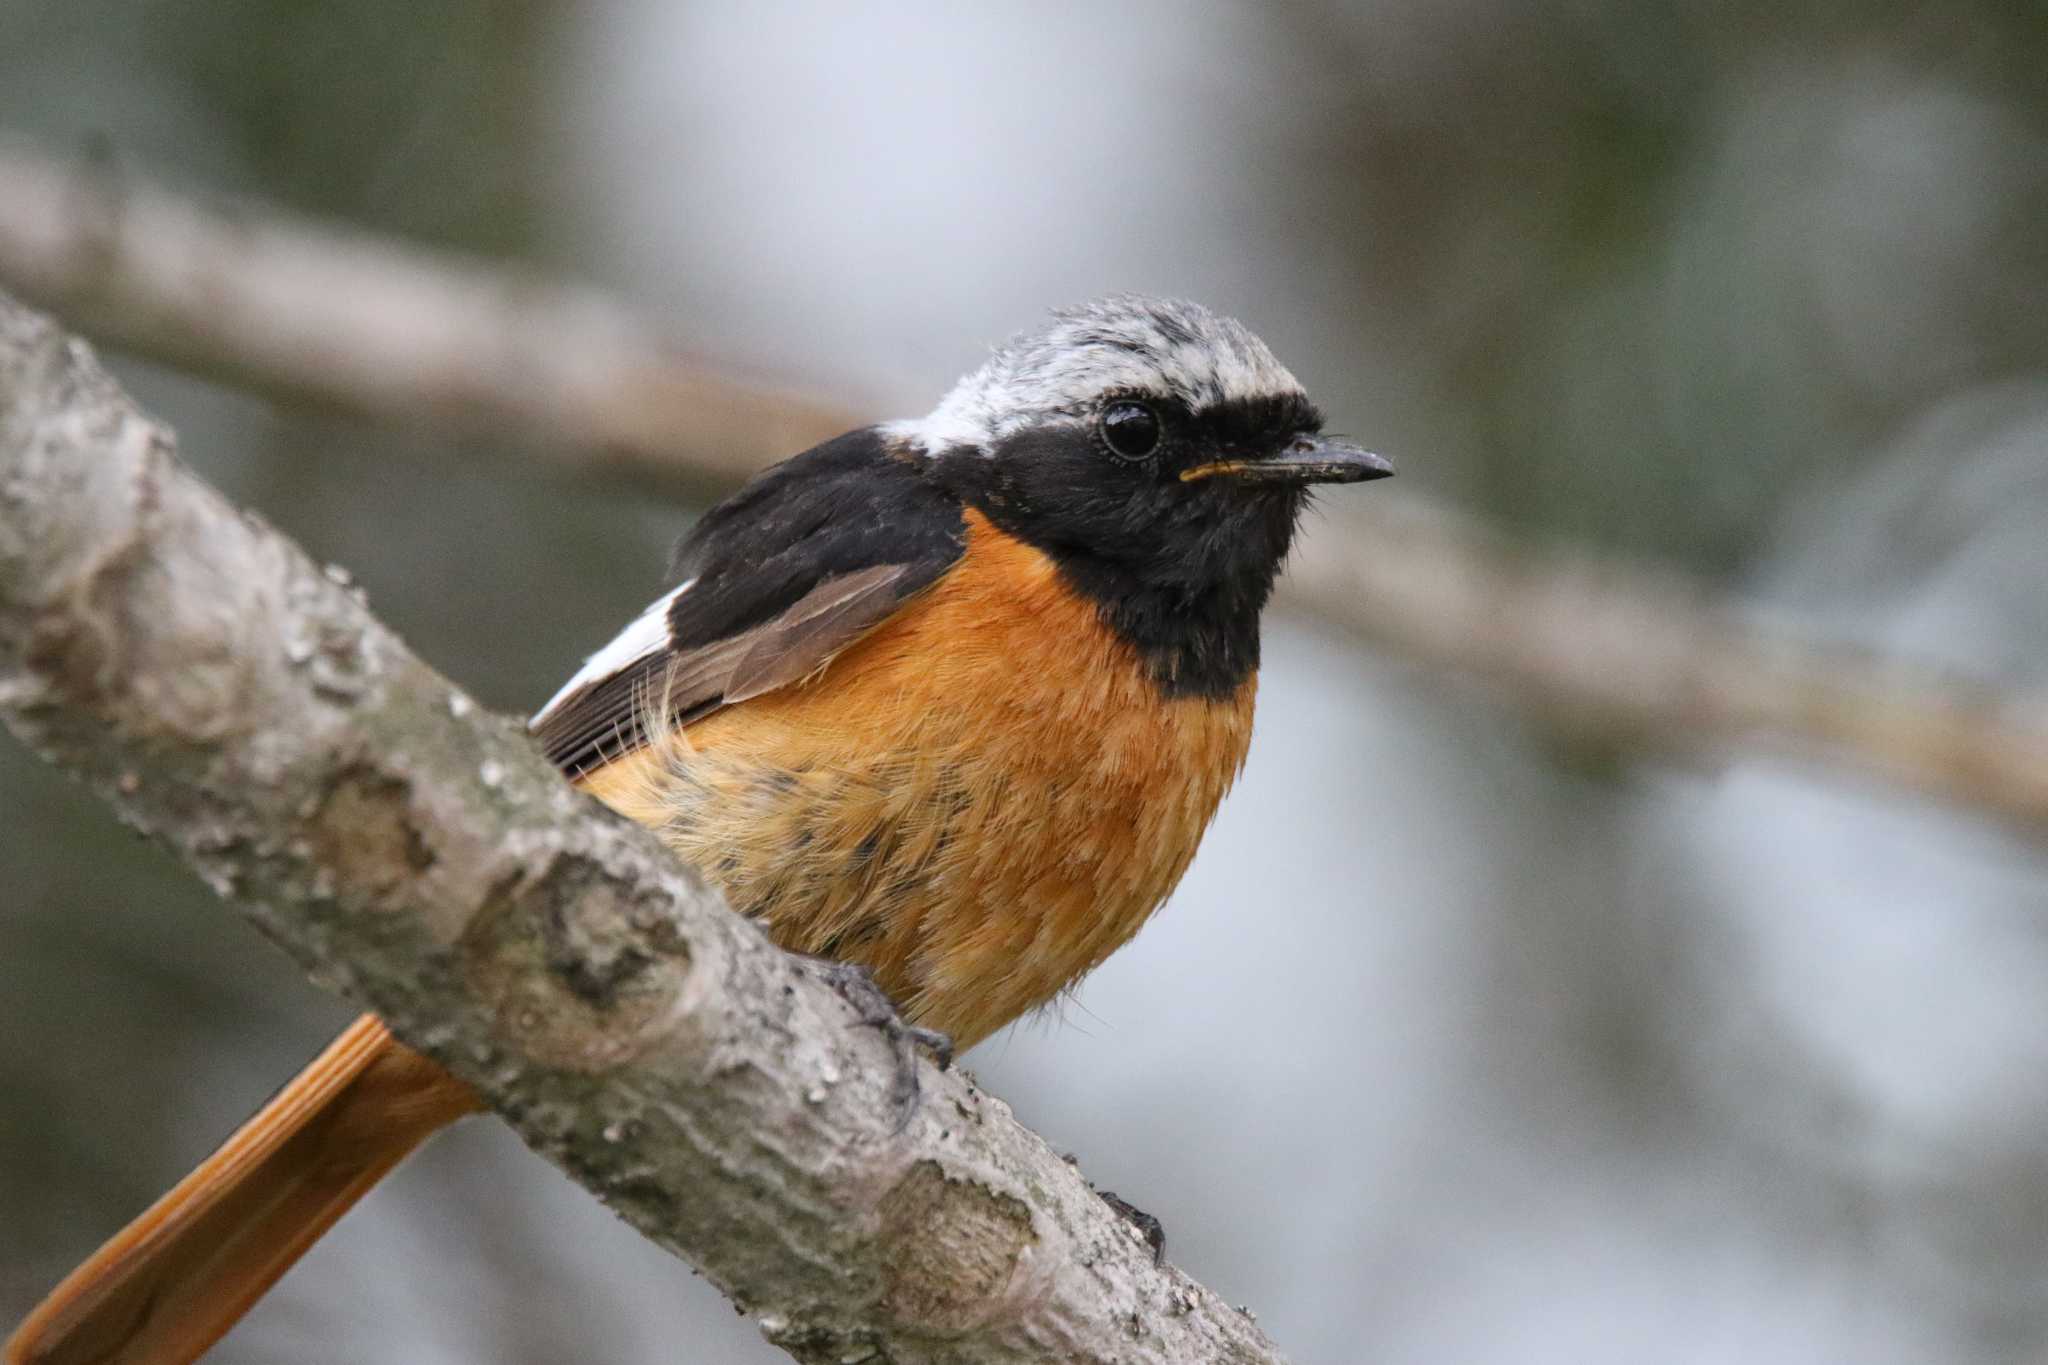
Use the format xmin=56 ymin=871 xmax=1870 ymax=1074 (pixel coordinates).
xmin=1099 ymin=400 xmax=1162 ymax=462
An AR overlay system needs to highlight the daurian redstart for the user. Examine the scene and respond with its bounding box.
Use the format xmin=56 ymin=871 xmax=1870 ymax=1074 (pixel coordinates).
xmin=9 ymin=295 xmax=1391 ymax=1365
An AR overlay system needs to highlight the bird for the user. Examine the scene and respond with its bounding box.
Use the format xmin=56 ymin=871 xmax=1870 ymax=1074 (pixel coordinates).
xmin=7 ymin=294 xmax=1391 ymax=1365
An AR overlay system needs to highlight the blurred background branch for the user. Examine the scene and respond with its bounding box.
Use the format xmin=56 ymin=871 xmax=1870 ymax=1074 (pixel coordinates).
xmin=1 ymin=139 xmax=2043 ymax=838
xmin=0 ymin=138 xmax=845 ymax=498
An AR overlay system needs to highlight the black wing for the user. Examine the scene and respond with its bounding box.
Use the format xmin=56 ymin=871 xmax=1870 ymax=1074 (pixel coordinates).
xmin=531 ymin=427 xmax=966 ymax=776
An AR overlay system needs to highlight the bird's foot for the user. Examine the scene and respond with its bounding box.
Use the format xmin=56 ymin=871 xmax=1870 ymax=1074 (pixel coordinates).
xmin=805 ymin=957 xmax=952 ymax=1128
xmin=1097 ymin=1189 xmax=1167 ymax=1264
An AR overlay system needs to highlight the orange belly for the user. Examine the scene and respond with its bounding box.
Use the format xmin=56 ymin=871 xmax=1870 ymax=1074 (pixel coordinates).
xmin=578 ymin=510 xmax=1255 ymax=1048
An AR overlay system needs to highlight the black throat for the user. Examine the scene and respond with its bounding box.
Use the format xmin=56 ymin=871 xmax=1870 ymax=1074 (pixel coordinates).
xmin=931 ymin=429 xmax=1306 ymax=699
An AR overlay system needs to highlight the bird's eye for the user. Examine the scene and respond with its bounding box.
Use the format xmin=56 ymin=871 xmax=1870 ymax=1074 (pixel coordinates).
xmin=1099 ymin=400 xmax=1162 ymax=462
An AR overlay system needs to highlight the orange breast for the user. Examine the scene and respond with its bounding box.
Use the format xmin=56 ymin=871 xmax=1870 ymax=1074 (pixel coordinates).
xmin=578 ymin=510 xmax=1255 ymax=1048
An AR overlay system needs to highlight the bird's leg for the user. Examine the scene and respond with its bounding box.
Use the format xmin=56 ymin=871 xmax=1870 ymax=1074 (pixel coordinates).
xmin=1096 ymin=1189 xmax=1167 ymax=1264
xmin=803 ymin=957 xmax=953 ymax=1127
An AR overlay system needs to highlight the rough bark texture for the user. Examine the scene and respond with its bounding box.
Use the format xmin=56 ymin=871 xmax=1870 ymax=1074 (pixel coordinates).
xmin=3 ymin=141 xmax=2045 ymax=839
xmin=0 ymin=292 xmax=1287 ymax=1364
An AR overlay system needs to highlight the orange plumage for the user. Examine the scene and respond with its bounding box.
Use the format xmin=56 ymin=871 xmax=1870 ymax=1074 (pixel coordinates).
xmin=583 ymin=510 xmax=1256 ymax=1047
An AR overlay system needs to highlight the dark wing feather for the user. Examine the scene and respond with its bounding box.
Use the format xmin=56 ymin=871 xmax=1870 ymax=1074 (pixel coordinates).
xmin=532 ymin=427 xmax=965 ymax=776
xmin=532 ymin=649 xmax=678 ymax=776
xmin=723 ymin=563 xmax=916 ymax=704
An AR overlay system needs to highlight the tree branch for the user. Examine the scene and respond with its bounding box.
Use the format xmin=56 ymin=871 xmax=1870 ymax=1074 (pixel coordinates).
xmin=2 ymin=139 xmax=2045 ymax=838
xmin=1283 ymin=496 xmax=2048 ymax=834
xmin=0 ymin=138 xmax=850 ymax=498
xmin=0 ymin=291 xmax=1285 ymax=1363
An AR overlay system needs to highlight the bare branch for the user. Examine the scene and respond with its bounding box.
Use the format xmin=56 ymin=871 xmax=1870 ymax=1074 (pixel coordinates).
xmin=1285 ymin=497 xmax=2048 ymax=833
xmin=0 ymin=138 xmax=852 ymax=496
xmin=2 ymin=140 xmax=2046 ymax=837
xmin=0 ymin=291 xmax=1285 ymax=1363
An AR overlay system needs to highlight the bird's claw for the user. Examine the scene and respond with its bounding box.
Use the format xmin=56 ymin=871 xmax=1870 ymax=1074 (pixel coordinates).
xmin=1097 ymin=1189 xmax=1167 ymax=1264
xmin=805 ymin=957 xmax=952 ymax=1128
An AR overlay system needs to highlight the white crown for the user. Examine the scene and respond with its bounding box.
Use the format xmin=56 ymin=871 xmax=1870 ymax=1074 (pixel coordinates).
xmin=888 ymin=295 xmax=1306 ymax=454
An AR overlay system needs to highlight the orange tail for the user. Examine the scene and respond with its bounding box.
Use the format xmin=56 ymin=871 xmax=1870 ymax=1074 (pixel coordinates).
xmin=7 ymin=1013 xmax=481 ymax=1365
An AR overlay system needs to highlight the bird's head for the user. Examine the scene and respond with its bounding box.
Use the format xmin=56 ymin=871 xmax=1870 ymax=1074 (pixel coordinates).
xmin=890 ymin=295 xmax=1390 ymax=697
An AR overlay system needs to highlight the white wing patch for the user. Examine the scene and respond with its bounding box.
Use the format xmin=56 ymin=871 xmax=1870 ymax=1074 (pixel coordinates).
xmin=530 ymin=577 xmax=696 ymax=729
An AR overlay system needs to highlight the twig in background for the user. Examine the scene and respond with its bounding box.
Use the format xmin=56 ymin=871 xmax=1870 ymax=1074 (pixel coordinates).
xmin=2 ymin=140 xmax=2045 ymax=839
xmin=0 ymin=138 xmax=850 ymax=495
xmin=1285 ymin=497 xmax=2048 ymax=835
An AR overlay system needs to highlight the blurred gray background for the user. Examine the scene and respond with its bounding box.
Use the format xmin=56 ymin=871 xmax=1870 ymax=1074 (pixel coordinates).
xmin=5 ymin=2 xmax=2048 ymax=1361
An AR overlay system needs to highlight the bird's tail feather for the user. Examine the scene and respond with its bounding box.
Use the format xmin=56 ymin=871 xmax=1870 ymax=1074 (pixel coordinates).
xmin=6 ymin=1012 xmax=479 ymax=1365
